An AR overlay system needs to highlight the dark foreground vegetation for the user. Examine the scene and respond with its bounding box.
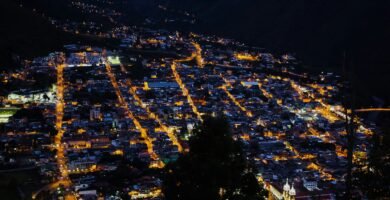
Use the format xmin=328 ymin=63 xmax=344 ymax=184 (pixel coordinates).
xmin=163 ymin=116 xmax=267 ymax=200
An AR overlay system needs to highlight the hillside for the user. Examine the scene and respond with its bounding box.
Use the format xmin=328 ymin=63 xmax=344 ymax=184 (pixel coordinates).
xmin=1 ymin=0 xmax=388 ymax=104
xmin=163 ymin=0 xmax=390 ymax=104
xmin=0 ymin=0 xmax=117 ymax=71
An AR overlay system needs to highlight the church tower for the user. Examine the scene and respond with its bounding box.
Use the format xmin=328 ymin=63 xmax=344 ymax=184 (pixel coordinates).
xmin=289 ymin=183 xmax=296 ymax=200
xmin=283 ymin=179 xmax=290 ymax=199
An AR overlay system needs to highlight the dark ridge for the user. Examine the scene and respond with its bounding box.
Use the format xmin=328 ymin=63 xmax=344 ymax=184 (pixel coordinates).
xmin=163 ymin=0 xmax=390 ymax=105
xmin=0 ymin=0 xmax=118 ymax=71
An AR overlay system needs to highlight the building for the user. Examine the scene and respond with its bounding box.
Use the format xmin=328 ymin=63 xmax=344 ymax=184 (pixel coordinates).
xmin=302 ymin=178 xmax=318 ymax=191
xmin=283 ymin=179 xmax=296 ymax=200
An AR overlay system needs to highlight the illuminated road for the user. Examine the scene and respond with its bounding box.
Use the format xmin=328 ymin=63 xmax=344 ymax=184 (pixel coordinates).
xmin=219 ymin=74 xmax=332 ymax=186
xmin=234 ymin=53 xmax=259 ymax=61
xmin=120 ymin=66 xmax=183 ymax=152
xmin=292 ymin=80 xmax=375 ymax=137
xmin=285 ymin=140 xmax=334 ymax=180
xmin=191 ymin=42 xmax=204 ymax=67
xmin=257 ymin=81 xmax=273 ymax=99
xmin=258 ymin=77 xmax=336 ymax=180
xmin=105 ymin=61 xmax=164 ymax=168
xmin=55 ymin=63 xmax=71 ymax=180
xmin=220 ymin=75 xmax=253 ymax=117
xmin=221 ymin=85 xmax=252 ymax=117
xmin=289 ymin=79 xmax=372 ymax=170
xmin=171 ymin=54 xmax=203 ymax=121
xmin=297 ymin=80 xmax=373 ymax=156
xmin=355 ymin=108 xmax=390 ymax=112
xmin=33 ymin=61 xmax=73 ymax=199
xmin=175 ymin=41 xmax=203 ymax=64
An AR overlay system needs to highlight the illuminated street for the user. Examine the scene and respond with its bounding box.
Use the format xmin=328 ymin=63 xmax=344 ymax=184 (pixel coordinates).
xmin=171 ymin=61 xmax=203 ymax=121
xmin=105 ymin=61 xmax=164 ymax=167
xmin=54 ymin=63 xmax=71 ymax=180
xmin=0 ymin=2 xmax=387 ymax=198
xmin=124 ymin=76 xmax=184 ymax=152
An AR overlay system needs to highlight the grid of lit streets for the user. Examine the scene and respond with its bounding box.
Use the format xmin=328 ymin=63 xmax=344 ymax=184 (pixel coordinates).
xmin=1 ymin=29 xmax=384 ymax=200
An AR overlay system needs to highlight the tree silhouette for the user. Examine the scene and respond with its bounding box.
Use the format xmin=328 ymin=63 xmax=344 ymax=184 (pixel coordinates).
xmin=163 ymin=116 xmax=267 ymax=200
xmin=355 ymin=119 xmax=390 ymax=198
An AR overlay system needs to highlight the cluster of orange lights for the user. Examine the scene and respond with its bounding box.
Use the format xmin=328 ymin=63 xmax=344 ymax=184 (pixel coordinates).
xmin=105 ymin=62 xmax=164 ymax=168
xmin=124 ymin=77 xmax=183 ymax=152
xmin=221 ymin=85 xmax=252 ymax=117
xmin=191 ymin=42 xmax=204 ymax=67
xmin=220 ymin=76 xmax=253 ymax=117
xmin=171 ymin=62 xmax=203 ymax=121
xmin=40 ymin=42 xmax=385 ymax=198
xmin=54 ymin=63 xmax=72 ymax=181
xmin=234 ymin=53 xmax=260 ymax=61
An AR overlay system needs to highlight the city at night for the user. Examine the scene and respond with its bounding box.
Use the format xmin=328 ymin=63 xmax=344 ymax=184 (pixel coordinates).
xmin=0 ymin=0 xmax=389 ymax=199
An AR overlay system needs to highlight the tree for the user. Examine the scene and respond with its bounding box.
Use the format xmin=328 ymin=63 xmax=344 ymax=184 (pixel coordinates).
xmin=163 ymin=116 xmax=267 ymax=200
xmin=355 ymin=119 xmax=390 ymax=198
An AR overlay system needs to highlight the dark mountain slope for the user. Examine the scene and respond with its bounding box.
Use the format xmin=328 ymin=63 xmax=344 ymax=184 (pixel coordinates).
xmin=1 ymin=0 xmax=388 ymax=104
xmin=164 ymin=0 xmax=390 ymax=104
xmin=0 ymin=0 xmax=116 ymax=71
xmin=0 ymin=0 xmax=66 ymax=69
